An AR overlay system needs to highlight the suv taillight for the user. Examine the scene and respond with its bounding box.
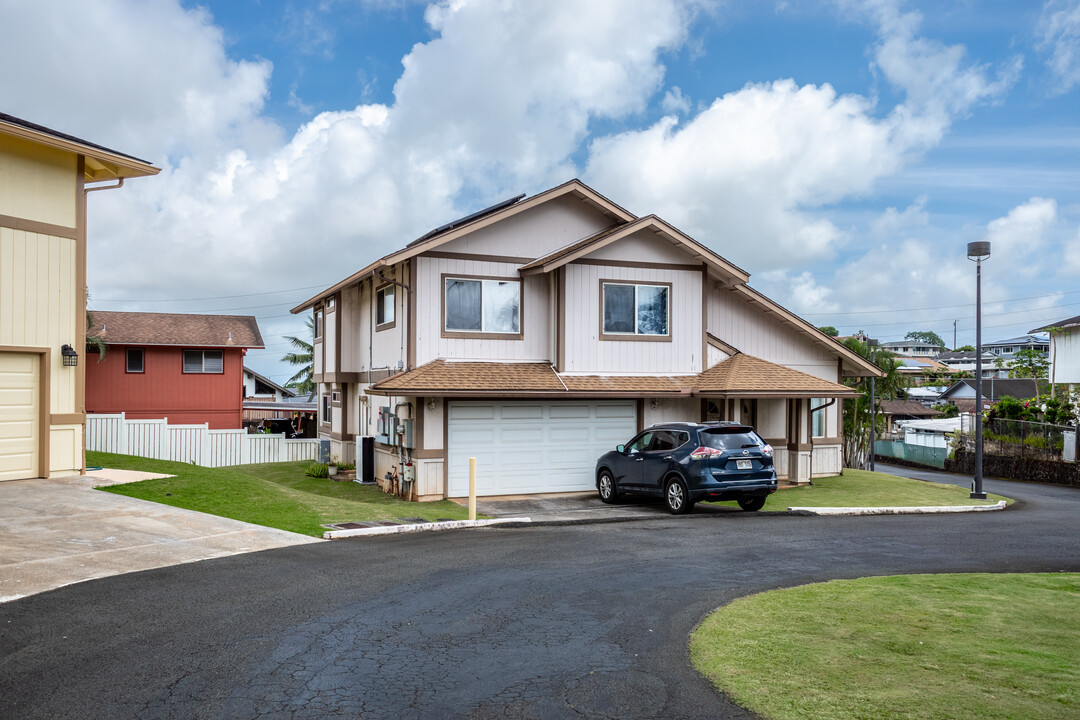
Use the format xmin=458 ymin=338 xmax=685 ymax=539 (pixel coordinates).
xmin=762 ymin=444 xmax=774 ymax=457
xmin=689 ymin=446 xmax=723 ymax=460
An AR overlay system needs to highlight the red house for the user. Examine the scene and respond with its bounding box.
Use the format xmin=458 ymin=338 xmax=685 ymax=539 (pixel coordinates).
xmin=86 ymin=311 xmax=264 ymax=429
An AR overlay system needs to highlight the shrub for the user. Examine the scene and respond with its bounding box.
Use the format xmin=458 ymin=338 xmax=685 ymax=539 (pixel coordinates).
xmin=337 ymin=462 xmax=355 ymax=471
xmin=305 ymin=463 xmax=329 ymax=478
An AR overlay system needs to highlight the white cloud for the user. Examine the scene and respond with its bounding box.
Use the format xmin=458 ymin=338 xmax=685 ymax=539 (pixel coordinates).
xmin=983 ymin=197 xmax=1057 ymax=277
xmin=1037 ymin=0 xmax=1080 ymax=94
xmin=661 ymin=87 xmax=692 ymax=114
xmin=584 ymin=0 xmax=1018 ymax=270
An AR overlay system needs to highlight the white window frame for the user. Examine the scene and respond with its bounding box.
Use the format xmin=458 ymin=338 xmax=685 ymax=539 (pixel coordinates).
xmin=376 ymin=285 xmax=395 ymax=330
xmin=314 ymin=307 xmax=324 ymax=340
xmin=182 ymin=350 xmax=224 ymax=374
xmin=442 ymin=275 xmax=522 ymax=338
xmin=810 ymin=398 xmax=826 ymax=438
xmin=600 ymin=280 xmax=671 ymax=340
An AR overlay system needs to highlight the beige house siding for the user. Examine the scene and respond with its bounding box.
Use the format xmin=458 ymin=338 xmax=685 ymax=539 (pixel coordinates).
xmin=563 ymin=263 xmax=703 ymax=374
xmin=436 ymin=194 xmax=614 ymax=259
xmin=0 ymin=134 xmax=77 ymax=228
xmin=415 ymin=255 xmax=551 ymax=365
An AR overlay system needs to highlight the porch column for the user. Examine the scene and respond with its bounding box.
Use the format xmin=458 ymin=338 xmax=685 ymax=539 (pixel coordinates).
xmin=787 ymin=398 xmax=812 ymax=484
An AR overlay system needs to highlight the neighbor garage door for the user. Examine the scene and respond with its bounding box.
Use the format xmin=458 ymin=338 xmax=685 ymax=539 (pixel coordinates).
xmin=0 ymin=352 xmax=40 ymax=482
xmin=447 ymin=400 xmax=637 ymax=497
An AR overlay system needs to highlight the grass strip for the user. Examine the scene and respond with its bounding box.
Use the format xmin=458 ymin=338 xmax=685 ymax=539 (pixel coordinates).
xmin=90 ymin=451 xmax=475 ymax=537
xmin=691 ymin=573 xmax=1080 ymax=720
xmin=711 ymin=469 xmax=1010 ymax=510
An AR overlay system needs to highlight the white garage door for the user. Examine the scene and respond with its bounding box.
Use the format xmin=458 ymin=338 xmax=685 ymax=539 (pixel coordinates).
xmin=447 ymin=400 xmax=637 ymax=497
xmin=0 ymin=353 xmax=40 ymax=482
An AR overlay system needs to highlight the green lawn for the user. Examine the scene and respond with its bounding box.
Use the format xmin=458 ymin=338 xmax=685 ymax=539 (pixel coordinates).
xmin=90 ymin=451 xmax=475 ymax=537
xmin=711 ymin=469 xmax=1010 ymax=510
xmin=691 ymin=573 xmax=1080 ymax=720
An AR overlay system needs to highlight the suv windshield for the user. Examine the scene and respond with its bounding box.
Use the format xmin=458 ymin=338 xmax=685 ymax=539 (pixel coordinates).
xmin=700 ymin=429 xmax=761 ymax=451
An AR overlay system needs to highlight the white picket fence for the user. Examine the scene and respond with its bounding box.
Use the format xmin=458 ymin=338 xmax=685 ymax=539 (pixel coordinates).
xmin=86 ymin=413 xmax=320 ymax=468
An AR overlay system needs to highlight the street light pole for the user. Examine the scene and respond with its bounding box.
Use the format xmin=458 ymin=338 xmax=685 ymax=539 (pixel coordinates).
xmin=967 ymin=241 xmax=991 ymax=500
xmin=869 ymin=342 xmax=876 ymax=473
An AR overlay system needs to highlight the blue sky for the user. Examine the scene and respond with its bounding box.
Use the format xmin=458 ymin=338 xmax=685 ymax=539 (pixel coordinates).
xmin=2 ymin=0 xmax=1078 ymax=384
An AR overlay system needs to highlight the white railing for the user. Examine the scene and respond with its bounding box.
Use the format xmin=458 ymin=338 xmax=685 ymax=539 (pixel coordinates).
xmin=86 ymin=413 xmax=320 ymax=468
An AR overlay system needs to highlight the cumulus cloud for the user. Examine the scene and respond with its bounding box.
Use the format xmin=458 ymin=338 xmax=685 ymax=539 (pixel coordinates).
xmin=1037 ymin=0 xmax=1080 ymax=94
xmin=584 ymin=0 xmax=1019 ymax=269
xmin=983 ymin=197 xmax=1057 ymax=277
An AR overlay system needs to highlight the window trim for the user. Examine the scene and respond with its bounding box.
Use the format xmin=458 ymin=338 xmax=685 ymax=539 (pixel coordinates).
xmin=314 ymin=307 xmax=324 ymax=342
xmin=331 ymin=390 xmax=342 ymax=408
xmin=440 ymin=273 xmax=524 ymax=340
xmin=125 ymin=348 xmax=144 ymax=374
xmin=598 ymin=279 xmax=673 ymax=343
xmin=375 ymin=284 xmax=396 ymax=332
xmin=321 ymin=394 xmax=331 ymax=426
xmin=182 ymin=349 xmax=225 ymax=374
xmin=810 ymin=398 xmax=826 ymax=438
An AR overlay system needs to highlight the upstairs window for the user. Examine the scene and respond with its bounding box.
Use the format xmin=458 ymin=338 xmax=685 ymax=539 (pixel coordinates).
xmin=376 ymin=285 xmax=395 ymax=328
xmin=126 ymin=348 xmax=144 ymax=373
xmin=444 ymin=277 xmax=520 ymax=335
xmin=183 ymin=350 xmax=224 ymax=374
xmin=602 ymin=282 xmax=669 ymax=338
xmin=314 ymin=308 xmax=323 ymax=340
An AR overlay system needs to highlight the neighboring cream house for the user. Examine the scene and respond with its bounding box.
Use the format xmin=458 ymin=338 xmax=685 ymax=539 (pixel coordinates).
xmin=0 ymin=113 xmax=158 ymax=481
xmin=1032 ymin=317 xmax=1080 ymax=388
xmin=293 ymin=180 xmax=881 ymax=500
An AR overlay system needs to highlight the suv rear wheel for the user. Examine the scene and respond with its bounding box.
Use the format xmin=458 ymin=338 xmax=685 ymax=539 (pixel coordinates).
xmin=665 ymin=477 xmax=694 ymax=515
xmin=737 ymin=495 xmax=766 ymax=511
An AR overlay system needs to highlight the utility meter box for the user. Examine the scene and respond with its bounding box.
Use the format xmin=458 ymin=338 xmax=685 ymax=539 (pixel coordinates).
xmin=400 ymin=418 xmax=414 ymax=449
xmin=402 ymin=461 xmax=415 ymax=485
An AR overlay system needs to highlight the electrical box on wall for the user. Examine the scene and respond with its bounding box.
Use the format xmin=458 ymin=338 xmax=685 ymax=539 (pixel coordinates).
xmin=400 ymin=418 xmax=414 ymax=449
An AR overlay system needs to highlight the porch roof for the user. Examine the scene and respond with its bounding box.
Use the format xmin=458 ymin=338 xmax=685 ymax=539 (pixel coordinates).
xmin=366 ymin=353 xmax=860 ymax=399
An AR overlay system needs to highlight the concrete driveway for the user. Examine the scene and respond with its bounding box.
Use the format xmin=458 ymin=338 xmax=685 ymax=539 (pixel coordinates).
xmin=0 ymin=470 xmax=320 ymax=602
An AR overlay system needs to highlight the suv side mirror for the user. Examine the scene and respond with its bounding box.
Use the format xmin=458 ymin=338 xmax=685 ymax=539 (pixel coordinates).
xmin=616 ymin=444 xmax=625 ymax=453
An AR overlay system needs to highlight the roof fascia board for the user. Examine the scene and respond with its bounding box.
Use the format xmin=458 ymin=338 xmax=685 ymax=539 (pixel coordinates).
xmin=0 ymin=119 xmax=160 ymax=178
xmin=101 ymin=341 xmax=265 ymax=349
xmin=292 ymin=180 xmax=637 ymax=314
xmin=731 ymin=284 xmax=884 ymax=378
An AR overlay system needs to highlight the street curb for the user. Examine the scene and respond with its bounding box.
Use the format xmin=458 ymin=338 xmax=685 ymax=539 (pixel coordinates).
xmin=788 ymin=500 xmax=1008 ymax=515
xmin=323 ymin=517 xmax=532 ymax=538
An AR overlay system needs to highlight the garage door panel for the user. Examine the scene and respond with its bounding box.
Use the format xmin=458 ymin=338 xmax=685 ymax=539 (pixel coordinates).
xmin=447 ymin=400 xmax=637 ymax=496
xmin=0 ymin=352 xmax=39 ymax=482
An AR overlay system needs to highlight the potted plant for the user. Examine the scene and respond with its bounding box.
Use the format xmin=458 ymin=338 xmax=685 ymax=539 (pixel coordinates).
xmin=327 ymin=455 xmax=339 ymax=478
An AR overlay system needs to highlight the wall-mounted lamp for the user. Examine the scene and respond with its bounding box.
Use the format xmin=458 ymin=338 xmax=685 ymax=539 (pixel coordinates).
xmin=427 ymin=397 xmax=437 ymax=412
xmin=61 ymin=344 xmax=79 ymax=367
xmin=649 ymin=398 xmax=658 ymax=409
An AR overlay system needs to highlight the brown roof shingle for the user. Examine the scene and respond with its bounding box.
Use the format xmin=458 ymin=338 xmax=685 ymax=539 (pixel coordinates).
xmin=370 ymin=353 xmax=858 ymax=398
xmin=88 ymin=311 xmax=264 ymax=348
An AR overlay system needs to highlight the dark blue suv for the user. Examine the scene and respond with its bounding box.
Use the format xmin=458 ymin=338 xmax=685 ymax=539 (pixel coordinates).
xmin=595 ymin=422 xmax=778 ymax=514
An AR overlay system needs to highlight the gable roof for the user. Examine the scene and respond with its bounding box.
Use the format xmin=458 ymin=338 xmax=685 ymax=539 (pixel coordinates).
xmin=940 ymin=378 xmax=1046 ymax=401
xmin=1032 ymin=314 xmax=1080 ymax=332
xmin=367 ymin=353 xmax=859 ymax=399
xmin=291 ymin=179 xmax=636 ymax=313
xmin=88 ymin=311 xmax=264 ymax=348
xmin=881 ymin=400 xmax=943 ymax=417
xmin=0 ymin=112 xmax=159 ymax=181
xmin=244 ymin=366 xmax=297 ymax=397
xmin=518 ymin=214 xmax=750 ymax=284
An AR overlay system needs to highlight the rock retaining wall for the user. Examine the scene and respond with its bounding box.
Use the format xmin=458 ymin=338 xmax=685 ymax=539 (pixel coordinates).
xmin=945 ymin=449 xmax=1080 ymax=488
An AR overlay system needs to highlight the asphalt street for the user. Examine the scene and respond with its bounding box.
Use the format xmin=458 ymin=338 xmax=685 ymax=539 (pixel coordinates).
xmin=2 ymin=471 xmax=1078 ymax=720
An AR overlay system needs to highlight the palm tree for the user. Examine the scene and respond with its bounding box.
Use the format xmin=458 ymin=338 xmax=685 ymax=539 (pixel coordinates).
xmin=840 ymin=337 xmax=907 ymax=469
xmin=282 ymin=317 xmax=315 ymax=396
xmin=85 ymin=289 xmax=107 ymax=362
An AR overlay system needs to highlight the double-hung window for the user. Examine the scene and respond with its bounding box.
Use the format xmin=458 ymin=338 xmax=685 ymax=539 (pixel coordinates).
xmin=601 ymin=281 xmax=670 ymax=339
xmin=183 ymin=350 xmax=224 ymax=374
xmin=443 ymin=276 xmax=521 ymax=336
xmin=376 ymin=285 xmax=395 ymax=329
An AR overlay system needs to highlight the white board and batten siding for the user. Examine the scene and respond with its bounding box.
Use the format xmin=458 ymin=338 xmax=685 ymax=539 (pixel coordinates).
xmin=446 ymin=400 xmax=636 ymax=497
xmin=87 ymin=413 xmax=320 ymax=468
xmin=414 ymin=256 xmax=551 ymax=366
xmin=562 ymin=263 xmax=703 ymax=375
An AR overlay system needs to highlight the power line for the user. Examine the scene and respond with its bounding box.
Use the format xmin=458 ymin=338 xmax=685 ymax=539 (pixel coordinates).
xmin=91 ymin=283 xmax=332 ymax=304
xmin=801 ymin=288 xmax=1080 ymax=317
xmin=829 ymin=300 xmax=1080 ymax=330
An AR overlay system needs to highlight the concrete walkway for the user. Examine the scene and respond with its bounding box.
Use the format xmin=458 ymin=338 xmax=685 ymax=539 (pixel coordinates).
xmin=0 ymin=470 xmax=320 ymax=603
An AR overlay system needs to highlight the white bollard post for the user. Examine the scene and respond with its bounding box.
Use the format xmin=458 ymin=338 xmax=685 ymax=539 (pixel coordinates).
xmin=468 ymin=456 xmax=477 ymax=521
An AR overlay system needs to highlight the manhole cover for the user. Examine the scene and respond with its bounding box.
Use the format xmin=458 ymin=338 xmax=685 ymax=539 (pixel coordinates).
xmin=564 ymin=670 xmax=667 ymax=719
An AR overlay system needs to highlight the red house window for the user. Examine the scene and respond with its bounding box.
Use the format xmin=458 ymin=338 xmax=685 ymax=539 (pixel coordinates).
xmin=183 ymin=350 xmax=224 ymax=374
xmin=126 ymin=348 xmax=144 ymax=373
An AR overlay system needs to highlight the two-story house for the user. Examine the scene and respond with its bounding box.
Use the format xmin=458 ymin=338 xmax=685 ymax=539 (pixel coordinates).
xmin=86 ymin=311 xmax=264 ymax=429
xmin=292 ymin=180 xmax=881 ymax=500
xmin=880 ymin=340 xmax=946 ymax=356
xmin=1 ymin=113 xmax=158 ymax=481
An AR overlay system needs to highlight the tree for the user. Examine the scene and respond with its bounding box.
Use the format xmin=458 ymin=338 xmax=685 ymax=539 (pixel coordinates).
xmin=840 ymin=338 xmax=908 ymax=469
xmin=932 ymin=403 xmax=959 ymax=418
xmin=818 ymin=326 xmax=839 ymax=337
xmin=905 ymin=330 xmax=946 ymax=348
xmin=85 ymin=289 xmax=107 ymax=362
xmin=1009 ymin=347 xmax=1049 ymax=379
xmin=954 ymin=345 xmax=975 ymax=352
xmin=282 ymin=317 xmax=315 ymax=395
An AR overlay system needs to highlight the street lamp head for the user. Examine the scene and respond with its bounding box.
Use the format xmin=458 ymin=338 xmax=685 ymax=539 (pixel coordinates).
xmin=967 ymin=241 xmax=991 ymax=261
